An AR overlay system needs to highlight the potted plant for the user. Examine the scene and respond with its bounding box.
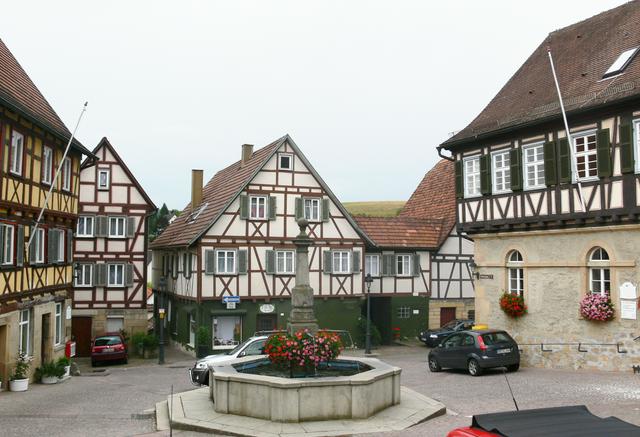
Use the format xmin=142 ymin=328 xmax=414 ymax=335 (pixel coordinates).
xmin=131 ymin=332 xmax=147 ymax=358
xmin=580 ymin=292 xmax=614 ymax=321
xmin=37 ymin=361 xmax=65 ymax=384
xmin=499 ymin=292 xmax=527 ymax=318
xmin=196 ymin=327 xmax=211 ymax=359
xmin=57 ymin=356 xmax=71 ymax=379
xmin=9 ymin=352 xmax=30 ymax=392
xmin=142 ymin=333 xmax=158 ymax=359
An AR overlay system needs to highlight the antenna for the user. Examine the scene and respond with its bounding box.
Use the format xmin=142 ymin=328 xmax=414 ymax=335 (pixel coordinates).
xmin=503 ymin=368 xmax=519 ymax=411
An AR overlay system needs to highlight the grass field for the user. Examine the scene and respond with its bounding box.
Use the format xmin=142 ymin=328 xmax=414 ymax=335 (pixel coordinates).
xmin=343 ymin=201 xmax=406 ymax=217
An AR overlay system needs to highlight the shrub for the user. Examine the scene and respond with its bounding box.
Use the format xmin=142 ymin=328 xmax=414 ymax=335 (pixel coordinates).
xmin=196 ymin=326 xmax=211 ymax=346
xmin=36 ymin=361 xmax=65 ymax=380
xmin=11 ymin=352 xmax=30 ymax=380
xmin=580 ymin=293 xmax=614 ymax=322
xmin=56 ymin=356 xmax=70 ymax=367
xmin=142 ymin=334 xmax=159 ymax=352
xmin=499 ymin=292 xmax=527 ymax=318
xmin=356 ymin=317 xmax=382 ymax=347
xmin=264 ymin=330 xmax=343 ymax=371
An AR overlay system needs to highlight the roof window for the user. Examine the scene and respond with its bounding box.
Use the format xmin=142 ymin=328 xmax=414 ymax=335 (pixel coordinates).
xmin=603 ymin=46 xmax=639 ymax=79
xmin=187 ymin=202 xmax=208 ymax=224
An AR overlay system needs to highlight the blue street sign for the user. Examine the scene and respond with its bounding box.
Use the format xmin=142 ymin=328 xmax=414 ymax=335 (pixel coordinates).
xmin=222 ymin=296 xmax=241 ymax=304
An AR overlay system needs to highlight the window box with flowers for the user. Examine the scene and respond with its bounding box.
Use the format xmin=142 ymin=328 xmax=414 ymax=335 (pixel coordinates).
xmin=579 ymin=292 xmax=614 ymax=322
xmin=499 ymin=292 xmax=527 ymax=318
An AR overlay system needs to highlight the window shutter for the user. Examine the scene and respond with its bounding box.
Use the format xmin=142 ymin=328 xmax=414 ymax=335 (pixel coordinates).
xmin=382 ymin=254 xmax=396 ymax=277
xmin=479 ymin=155 xmax=491 ymax=195
xmin=237 ymin=250 xmax=247 ymax=275
xmin=29 ymin=227 xmax=37 ymax=264
xmin=0 ymin=225 xmax=4 ymax=264
xmin=619 ymin=123 xmax=634 ymax=174
xmin=95 ymin=216 xmax=107 ymax=237
xmin=322 ymin=199 xmax=330 ymax=222
xmin=322 ymin=250 xmax=332 ymax=274
xmin=126 ymin=217 xmax=136 ymax=237
xmin=352 ymin=251 xmax=361 ymax=274
xmin=558 ymin=138 xmax=571 ymax=183
xmin=239 ymin=195 xmax=249 ymax=219
xmin=543 ymin=141 xmax=557 ymax=186
xmin=268 ymin=196 xmax=277 ymax=220
xmin=265 ymin=250 xmax=275 ymax=274
xmin=95 ymin=264 xmax=107 ymax=286
xmin=66 ymin=228 xmax=73 ymax=263
xmin=16 ymin=225 xmax=24 ymax=267
xmin=182 ymin=254 xmax=188 ymax=277
xmin=454 ymin=160 xmax=463 ymax=198
xmin=47 ymin=228 xmax=55 ymax=264
xmin=412 ymin=254 xmax=421 ymax=277
xmin=295 ymin=197 xmax=303 ymax=220
xmin=125 ymin=263 xmax=134 ymax=286
xmin=509 ymin=148 xmax=522 ymax=191
xmin=205 ymin=249 xmax=215 ymax=275
xmin=596 ymin=128 xmax=612 ymax=178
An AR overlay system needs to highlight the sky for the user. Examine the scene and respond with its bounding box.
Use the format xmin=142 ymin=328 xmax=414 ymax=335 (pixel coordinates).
xmin=0 ymin=0 xmax=630 ymax=209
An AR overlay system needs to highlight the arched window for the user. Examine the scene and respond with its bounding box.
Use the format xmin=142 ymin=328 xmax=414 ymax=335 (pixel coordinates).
xmin=506 ymin=250 xmax=524 ymax=296
xmin=589 ymin=247 xmax=610 ymax=294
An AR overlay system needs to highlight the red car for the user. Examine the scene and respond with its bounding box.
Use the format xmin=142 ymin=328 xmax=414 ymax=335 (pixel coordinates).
xmin=91 ymin=332 xmax=128 ymax=366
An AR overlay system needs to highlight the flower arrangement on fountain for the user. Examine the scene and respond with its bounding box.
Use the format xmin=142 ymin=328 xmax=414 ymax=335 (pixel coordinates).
xmin=580 ymin=292 xmax=614 ymax=322
xmin=264 ymin=329 xmax=344 ymax=370
xmin=499 ymin=292 xmax=527 ymax=318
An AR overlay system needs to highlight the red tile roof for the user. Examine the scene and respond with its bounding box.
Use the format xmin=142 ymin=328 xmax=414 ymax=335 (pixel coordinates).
xmin=353 ymin=216 xmax=446 ymax=249
xmin=443 ymin=0 xmax=640 ymax=147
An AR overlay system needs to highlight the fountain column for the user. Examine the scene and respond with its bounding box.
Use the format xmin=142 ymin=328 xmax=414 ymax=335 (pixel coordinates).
xmin=287 ymin=218 xmax=319 ymax=335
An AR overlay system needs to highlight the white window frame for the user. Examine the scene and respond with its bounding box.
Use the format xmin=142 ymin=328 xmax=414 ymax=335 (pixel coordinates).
xmin=249 ymin=196 xmax=268 ymax=220
xmin=365 ymin=254 xmax=380 ymax=277
xmin=332 ymin=251 xmax=351 ymax=274
xmin=572 ymin=130 xmax=598 ymax=182
xmin=522 ymin=142 xmax=545 ymax=190
xmin=507 ymin=250 xmax=524 ymax=296
xmin=98 ymin=169 xmax=110 ymax=190
xmin=109 ymin=216 xmax=126 ymax=238
xmin=275 ymin=250 xmax=295 ymax=275
xmin=107 ymin=263 xmax=125 ymax=287
xmin=10 ymin=131 xmax=24 ymax=176
xmin=396 ymin=254 xmax=412 ymax=277
xmin=634 ymin=119 xmax=640 ymax=174
xmin=54 ymin=302 xmax=63 ymax=346
xmin=463 ymin=156 xmax=481 ymax=198
xmin=216 ymin=250 xmax=236 ymax=275
xmin=278 ymin=153 xmax=293 ymax=170
xmin=75 ymin=263 xmax=93 ymax=287
xmin=62 ymin=157 xmax=72 ymax=191
xmin=42 ymin=146 xmax=53 ymax=185
xmin=18 ymin=309 xmax=31 ymax=355
xmin=34 ymin=228 xmax=45 ymax=264
xmin=304 ymin=198 xmax=321 ymax=222
xmin=588 ymin=247 xmax=610 ymax=295
xmin=77 ymin=216 xmax=94 ymax=238
xmin=2 ymin=223 xmax=14 ymax=266
xmin=397 ymin=306 xmax=411 ymax=319
xmin=491 ymin=150 xmax=511 ymax=194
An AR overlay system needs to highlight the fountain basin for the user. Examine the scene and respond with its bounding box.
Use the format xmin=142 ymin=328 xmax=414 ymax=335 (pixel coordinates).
xmin=210 ymin=355 xmax=401 ymax=422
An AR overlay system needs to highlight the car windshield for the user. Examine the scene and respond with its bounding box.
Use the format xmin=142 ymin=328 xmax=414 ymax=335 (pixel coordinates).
xmin=94 ymin=336 xmax=121 ymax=346
xmin=481 ymin=332 xmax=513 ymax=345
xmin=226 ymin=337 xmax=256 ymax=355
xmin=441 ymin=320 xmax=459 ymax=329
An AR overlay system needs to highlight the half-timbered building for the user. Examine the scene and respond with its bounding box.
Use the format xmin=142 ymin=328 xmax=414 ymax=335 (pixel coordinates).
xmin=72 ymin=138 xmax=156 ymax=356
xmin=440 ymin=1 xmax=640 ymax=370
xmin=0 ymin=39 xmax=94 ymax=384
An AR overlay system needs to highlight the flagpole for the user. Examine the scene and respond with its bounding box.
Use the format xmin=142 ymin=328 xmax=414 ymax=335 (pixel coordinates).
xmin=547 ymin=48 xmax=586 ymax=212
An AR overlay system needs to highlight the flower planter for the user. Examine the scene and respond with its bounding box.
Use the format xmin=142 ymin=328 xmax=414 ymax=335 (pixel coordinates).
xmin=41 ymin=376 xmax=58 ymax=385
xmin=9 ymin=378 xmax=29 ymax=392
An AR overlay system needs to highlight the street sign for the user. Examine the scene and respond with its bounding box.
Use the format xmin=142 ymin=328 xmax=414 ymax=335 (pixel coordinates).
xmin=222 ymin=296 xmax=241 ymax=304
xmin=226 ymin=302 xmax=237 ymax=310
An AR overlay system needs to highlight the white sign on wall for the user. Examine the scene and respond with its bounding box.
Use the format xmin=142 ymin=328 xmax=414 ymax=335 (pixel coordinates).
xmin=66 ymin=306 xmax=72 ymax=320
xmin=619 ymin=282 xmax=637 ymax=320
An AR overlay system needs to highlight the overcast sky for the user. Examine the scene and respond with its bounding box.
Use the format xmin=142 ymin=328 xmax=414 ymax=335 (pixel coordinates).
xmin=1 ymin=0 xmax=628 ymax=209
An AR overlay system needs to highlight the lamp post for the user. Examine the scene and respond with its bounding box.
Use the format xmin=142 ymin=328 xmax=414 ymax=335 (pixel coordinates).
xmin=158 ymin=277 xmax=167 ymax=365
xmin=364 ymin=273 xmax=373 ymax=355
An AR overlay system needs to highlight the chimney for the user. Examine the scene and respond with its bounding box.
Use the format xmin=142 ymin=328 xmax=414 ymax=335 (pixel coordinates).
xmin=191 ymin=169 xmax=203 ymax=209
xmin=241 ymin=144 xmax=254 ymax=166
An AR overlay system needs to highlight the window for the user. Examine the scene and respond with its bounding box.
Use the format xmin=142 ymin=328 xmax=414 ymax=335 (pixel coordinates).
xmin=216 ymin=250 xmax=236 ymax=275
xmin=106 ymin=316 xmax=124 ymax=332
xmin=573 ymin=131 xmax=598 ymax=181
xmin=10 ymin=131 xmax=23 ymax=176
xmin=213 ymin=315 xmax=242 ymax=346
xmin=18 ymin=309 xmax=31 ymax=355
xmin=62 ymin=157 xmax=71 ymax=191
xmin=278 ymin=153 xmax=293 ymax=170
xmin=56 ymin=229 xmax=65 ymax=262
xmin=304 ymin=198 xmax=321 ymax=221
xmin=396 ymin=254 xmax=411 ymax=276
xmin=492 ymin=150 xmax=511 ymax=194
xmin=603 ymin=46 xmax=639 ymax=79
xmin=75 ymin=264 xmax=93 ymax=287
xmin=42 ymin=146 xmax=53 ymax=184
xmin=108 ymin=264 xmax=125 ymax=287
xmin=397 ymin=306 xmax=411 ymax=319
xmin=2 ymin=223 xmax=14 ymax=265
xmin=109 ymin=217 xmax=126 ymax=238
xmin=332 ymin=251 xmax=351 ymax=274
xmin=249 ymin=196 xmax=267 ymax=220
xmin=77 ymin=216 xmax=94 ymax=237
xmin=33 ymin=228 xmax=45 ymax=264
xmin=276 ymin=250 xmax=294 ymax=274
xmin=54 ymin=303 xmax=63 ymax=346
xmin=365 ymin=255 xmax=380 ymax=277
xmin=463 ymin=156 xmax=480 ymax=198
xmin=635 ymin=119 xmax=640 ymax=173
xmin=48 ymin=229 xmax=65 ymax=263
xmin=589 ymin=247 xmax=610 ymax=295
xmin=523 ymin=143 xmax=545 ymax=189
xmin=98 ymin=169 xmax=110 ymax=190
xmin=507 ymin=250 xmax=524 ymax=296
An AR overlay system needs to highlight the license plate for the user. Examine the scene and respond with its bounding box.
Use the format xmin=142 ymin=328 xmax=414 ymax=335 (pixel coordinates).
xmin=430 ymin=335 xmax=438 ymax=338
xmin=103 ymin=348 xmax=114 ymax=353
xmin=497 ymin=348 xmax=511 ymax=354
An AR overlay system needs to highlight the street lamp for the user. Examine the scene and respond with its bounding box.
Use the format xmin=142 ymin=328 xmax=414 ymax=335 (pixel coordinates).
xmin=364 ymin=273 xmax=373 ymax=355
xmin=469 ymin=261 xmax=479 ymax=279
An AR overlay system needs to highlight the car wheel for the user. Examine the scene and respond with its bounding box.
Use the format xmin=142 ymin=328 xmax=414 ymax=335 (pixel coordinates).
xmin=468 ymin=359 xmax=483 ymax=376
xmin=428 ymin=356 xmax=441 ymax=372
xmin=507 ymin=363 xmax=519 ymax=372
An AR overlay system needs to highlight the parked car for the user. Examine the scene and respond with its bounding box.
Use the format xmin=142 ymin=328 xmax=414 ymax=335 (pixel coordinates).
xmin=91 ymin=332 xmax=128 ymax=367
xmin=418 ymin=319 xmax=474 ymax=347
xmin=189 ymin=335 xmax=268 ymax=385
xmin=428 ymin=330 xmax=519 ymax=376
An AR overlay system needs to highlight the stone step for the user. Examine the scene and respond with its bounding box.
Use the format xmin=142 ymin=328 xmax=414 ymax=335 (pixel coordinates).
xmin=155 ymin=400 xmax=170 ymax=431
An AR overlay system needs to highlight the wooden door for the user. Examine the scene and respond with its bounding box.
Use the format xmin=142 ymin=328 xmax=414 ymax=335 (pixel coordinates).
xmin=72 ymin=316 xmax=93 ymax=357
xmin=256 ymin=314 xmax=277 ymax=333
xmin=440 ymin=307 xmax=457 ymax=327
xmin=41 ymin=314 xmax=51 ymax=363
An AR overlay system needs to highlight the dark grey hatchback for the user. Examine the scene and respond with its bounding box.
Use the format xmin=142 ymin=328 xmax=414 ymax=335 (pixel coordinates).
xmin=427 ymin=330 xmax=520 ymax=376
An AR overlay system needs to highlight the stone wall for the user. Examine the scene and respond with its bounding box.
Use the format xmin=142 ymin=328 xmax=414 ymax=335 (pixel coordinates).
xmin=473 ymin=224 xmax=640 ymax=372
xmin=428 ymin=299 xmax=475 ymax=329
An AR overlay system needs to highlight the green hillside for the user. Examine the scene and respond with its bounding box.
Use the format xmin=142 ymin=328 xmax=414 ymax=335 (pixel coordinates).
xmin=343 ymin=201 xmax=406 ymax=217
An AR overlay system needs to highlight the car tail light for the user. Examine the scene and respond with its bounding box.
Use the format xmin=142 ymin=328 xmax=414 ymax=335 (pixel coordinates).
xmin=478 ymin=336 xmax=487 ymax=351
xmin=114 ymin=344 xmax=124 ymax=351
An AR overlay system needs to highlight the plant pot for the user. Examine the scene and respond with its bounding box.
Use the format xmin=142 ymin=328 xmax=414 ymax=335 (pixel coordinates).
xmin=9 ymin=378 xmax=29 ymax=392
xmin=63 ymin=366 xmax=70 ymax=378
xmin=41 ymin=376 xmax=58 ymax=385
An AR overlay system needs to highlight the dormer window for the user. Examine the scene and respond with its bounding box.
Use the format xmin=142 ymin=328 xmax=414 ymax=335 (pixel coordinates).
xmin=278 ymin=153 xmax=293 ymax=170
xmin=603 ymin=46 xmax=639 ymax=79
xmin=98 ymin=169 xmax=110 ymax=190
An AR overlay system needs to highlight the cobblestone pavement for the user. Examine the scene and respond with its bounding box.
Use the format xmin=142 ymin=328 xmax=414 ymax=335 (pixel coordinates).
xmin=1 ymin=344 xmax=639 ymax=437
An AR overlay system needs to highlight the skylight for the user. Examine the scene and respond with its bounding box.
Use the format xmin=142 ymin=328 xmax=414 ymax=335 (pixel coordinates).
xmin=187 ymin=202 xmax=208 ymax=224
xmin=603 ymin=46 xmax=639 ymax=79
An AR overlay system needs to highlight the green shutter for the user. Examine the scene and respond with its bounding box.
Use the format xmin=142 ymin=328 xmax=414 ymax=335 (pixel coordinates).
xmin=480 ymin=154 xmax=491 ymax=195
xmin=543 ymin=141 xmax=557 ymax=186
xmin=323 ymin=250 xmax=332 ymax=274
xmin=125 ymin=263 xmax=134 ymax=286
xmin=95 ymin=263 xmax=107 ymax=287
xmin=239 ymin=195 xmax=249 ymax=219
xmin=66 ymin=228 xmax=72 ymax=263
xmin=126 ymin=217 xmax=136 ymax=237
xmin=558 ymin=138 xmax=571 ymax=183
xmin=295 ymin=197 xmax=303 ymax=220
xmin=204 ymin=249 xmax=215 ymax=275
xmin=265 ymin=250 xmax=275 ymax=274
xmin=412 ymin=254 xmax=420 ymax=277
xmin=322 ymin=198 xmax=330 ymax=222
xmin=0 ymin=225 xmax=4 ymax=264
xmin=351 ymin=251 xmax=361 ymax=274
xmin=29 ymin=226 xmax=37 ymax=264
xmin=455 ymin=160 xmax=463 ymax=198
xmin=509 ymin=148 xmax=522 ymax=191
xmin=237 ymin=250 xmax=247 ymax=275
xmin=596 ymin=129 xmax=612 ymax=178
xmin=619 ymin=123 xmax=634 ymax=174
xmin=382 ymin=254 xmax=395 ymax=277
xmin=268 ymin=196 xmax=277 ymax=220
xmin=16 ymin=225 xmax=24 ymax=267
